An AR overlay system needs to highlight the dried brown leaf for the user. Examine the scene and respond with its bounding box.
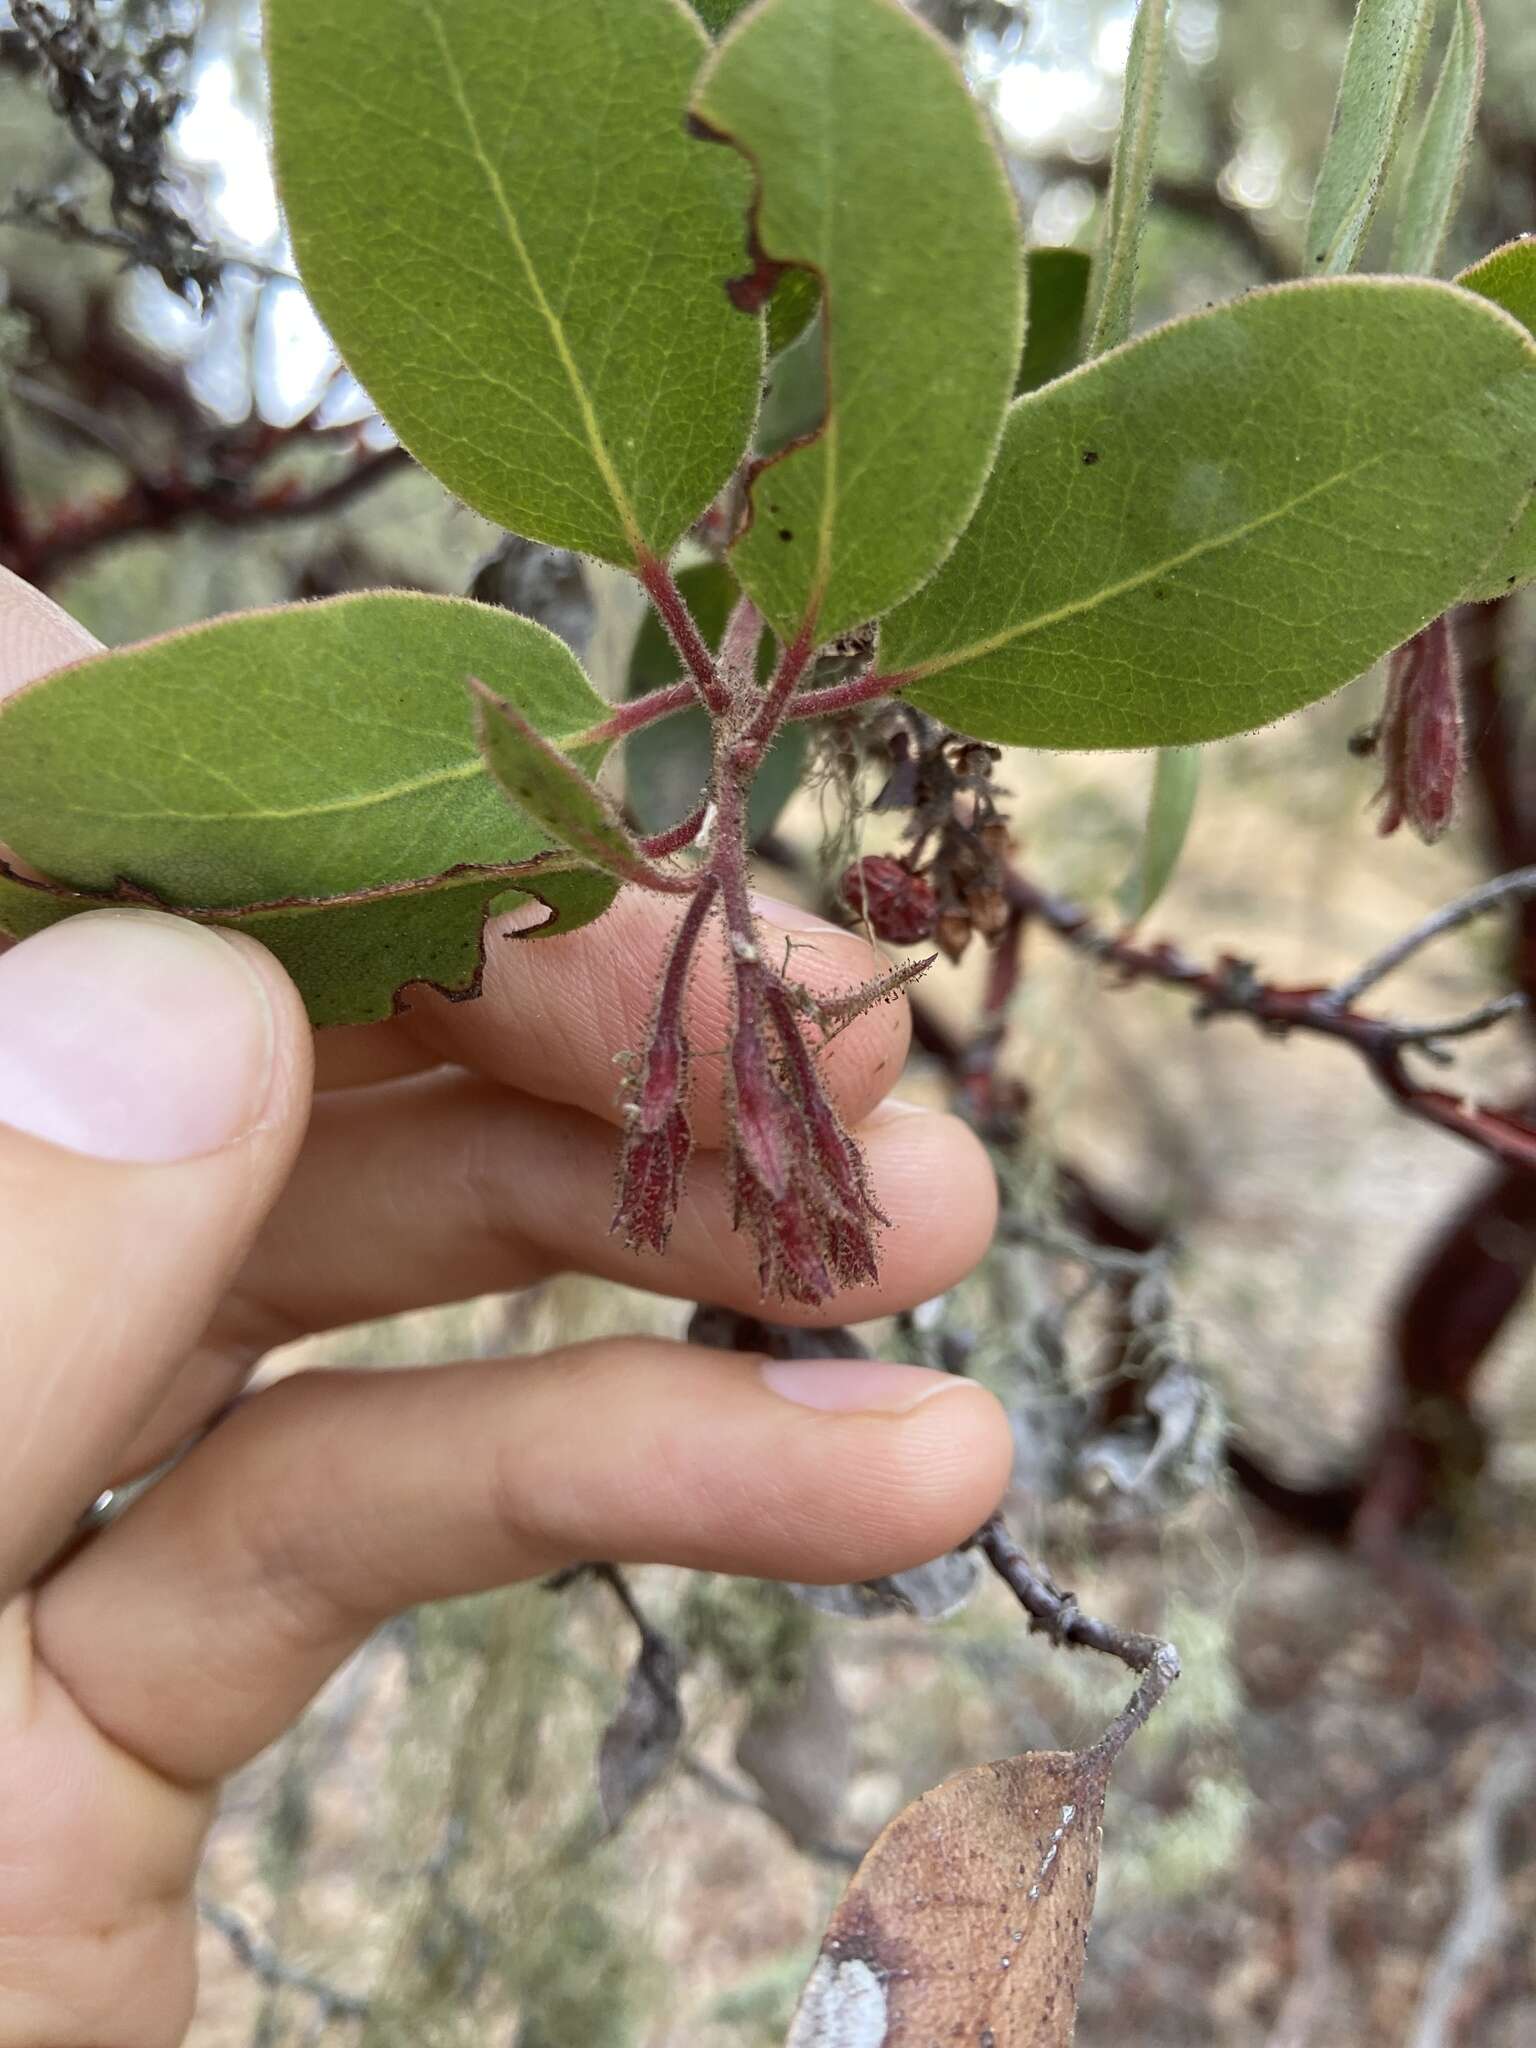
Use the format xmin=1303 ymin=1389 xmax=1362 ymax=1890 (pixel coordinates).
xmin=786 ymin=1746 xmax=1111 ymax=2047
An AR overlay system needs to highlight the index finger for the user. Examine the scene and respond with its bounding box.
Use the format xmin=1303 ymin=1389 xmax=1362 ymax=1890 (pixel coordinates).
xmin=396 ymin=885 xmax=914 ymax=1149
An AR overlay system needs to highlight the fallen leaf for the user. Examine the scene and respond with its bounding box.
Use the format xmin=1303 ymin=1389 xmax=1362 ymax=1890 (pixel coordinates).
xmin=786 ymin=1745 xmax=1111 ymax=2046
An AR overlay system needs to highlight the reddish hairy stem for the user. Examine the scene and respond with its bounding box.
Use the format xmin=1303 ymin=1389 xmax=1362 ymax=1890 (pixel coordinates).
xmin=741 ymin=618 xmax=819 ymax=751
xmin=635 ymin=551 xmax=731 ymax=716
xmin=573 ymin=680 xmax=697 ymax=748
xmin=781 ymin=666 xmax=912 ymax=724
xmin=654 ymin=873 xmax=721 ymax=1035
xmin=639 ymin=802 xmax=710 ymax=860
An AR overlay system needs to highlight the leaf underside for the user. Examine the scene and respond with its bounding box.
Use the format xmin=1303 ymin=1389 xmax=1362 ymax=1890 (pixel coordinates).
xmin=1389 ymin=0 xmax=1485 ymax=278
xmin=266 ymin=0 xmax=761 ymax=565
xmin=1306 ymin=0 xmax=1435 ymax=275
xmin=0 ymin=859 xmax=617 ymax=1029
xmin=881 ymin=279 xmax=1536 ymax=749
xmin=692 ymin=0 xmax=1024 ymax=644
xmin=0 ymin=592 xmax=616 ymax=1025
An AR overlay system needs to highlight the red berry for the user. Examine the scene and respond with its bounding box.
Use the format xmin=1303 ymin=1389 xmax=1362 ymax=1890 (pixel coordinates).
xmin=838 ymin=855 xmax=937 ymax=944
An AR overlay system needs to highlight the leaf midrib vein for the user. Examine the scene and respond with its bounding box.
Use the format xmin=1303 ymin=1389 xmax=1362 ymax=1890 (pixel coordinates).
xmin=906 ymin=453 xmax=1382 ymax=678
xmin=421 ymin=2 xmax=641 ymax=554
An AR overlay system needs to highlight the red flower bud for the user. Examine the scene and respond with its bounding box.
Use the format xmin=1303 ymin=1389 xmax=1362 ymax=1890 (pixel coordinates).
xmin=838 ymin=855 xmax=937 ymax=944
xmin=1375 ymin=615 xmax=1463 ymax=845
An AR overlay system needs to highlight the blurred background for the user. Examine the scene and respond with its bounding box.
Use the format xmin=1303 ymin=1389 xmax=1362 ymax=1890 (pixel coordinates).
xmin=3 ymin=1 xmax=1536 ymax=2041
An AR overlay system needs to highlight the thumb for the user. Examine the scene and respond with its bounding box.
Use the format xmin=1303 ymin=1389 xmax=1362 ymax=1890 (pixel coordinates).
xmin=0 ymin=909 xmax=312 ymax=1594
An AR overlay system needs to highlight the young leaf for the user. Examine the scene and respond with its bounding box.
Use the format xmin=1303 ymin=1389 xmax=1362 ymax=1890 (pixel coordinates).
xmin=691 ymin=0 xmax=1024 ymax=645
xmin=1117 ymin=746 xmax=1201 ymax=922
xmin=266 ymin=0 xmax=760 ymax=567
xmin=878 ymin=279 xmax=1536 ymax=749
xmin=1085 ymin=0 xmax=1170 ymax=358
xmin=1455 ymin=238 xmax=1536 ymax=600
xmin=0 ymin=592 xmax=610 ymax=899
xmin=1018 ymin=247 xmax=1092 ymax=395
xmin=472 ymin=679 xmax=678 ymax=888
xmin=786 ymin=1746 xmax=1111 ymax=2046
xmin=0 ymin=858 xmax=617 ymax=1030
xmin=1390 ymin=0 xmax=1486 ymax=277
xmin=1306 ymin=0 xmax=1435 ymax=274
xmin=624 ymin=561 xmax=804 ymax=842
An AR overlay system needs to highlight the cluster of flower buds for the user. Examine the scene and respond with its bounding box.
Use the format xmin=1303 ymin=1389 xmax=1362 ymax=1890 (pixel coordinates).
xmin=725 ymin=968 xmax=885 ymax=1303
xmin=612 ymin=877 xmax=899 ymax=1304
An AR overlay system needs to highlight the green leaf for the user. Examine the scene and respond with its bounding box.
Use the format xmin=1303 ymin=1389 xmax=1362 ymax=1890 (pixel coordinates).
xmin=266 ymin=0 xmax=760 ymax=567
xmin=690 ymin=0 xmax=751 ymax=31
xmin=0 ymin=859 xmax=616 ymax=1031
xmin=691 ymin=0 xmax=1024 ymax=644
xmin=1390 ymin=0 xmax=1485 ymax=276
xmin=1306 ymin=0 xmax=1435 ymax=274
xmin=1018 ymin=247 xmax=1092 ymax=394
xmin=624 ymin=562 xmax=805 ymax=842
xmin=765 ymin=266 xmax=821 ymax=357
xmin=1456 ymin=238 xmax=1536 ymax=600
xmin=473 ymin=679 xmax=664 ymax=886
xmin=1117 ymin=746 xmax=1200 ymax=922
xmin=879 ymin=280 xmax=1536 ymax=749
xmin=1085 ymin=0 xmax=1170 ymax=358
xmin=0 ymin=593 xmax=619 ymax=1024
xmin=757 ymin=310 xmax=826 ymax=459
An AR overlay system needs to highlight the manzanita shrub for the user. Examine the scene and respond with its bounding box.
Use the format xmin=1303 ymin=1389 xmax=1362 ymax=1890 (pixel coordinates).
xmin=1 ymin=0 xmax=1535 ymax=1313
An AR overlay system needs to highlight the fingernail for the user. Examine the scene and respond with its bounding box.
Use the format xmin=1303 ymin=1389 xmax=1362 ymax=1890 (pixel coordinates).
xmin=0 ymin=911 xmax=276 ymax=1163
xmin=751 ymin=891 xmax=839 ymax=935
xmin=760 ymin=1358 xmax=971 ymax=1414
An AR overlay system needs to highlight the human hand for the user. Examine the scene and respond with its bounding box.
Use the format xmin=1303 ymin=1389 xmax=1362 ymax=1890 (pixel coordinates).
xmin=0 ymin=570 xmax=1009 ymax=2047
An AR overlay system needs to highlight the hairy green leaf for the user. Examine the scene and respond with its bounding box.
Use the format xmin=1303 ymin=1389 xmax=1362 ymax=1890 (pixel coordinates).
xmin=1086 ymin=0 xmax=1169 ymax=357
xmin=266 ymin=0 xmax=760 ymax=566
xmin=1018 ymin=247 xmax=1092 ymax=394
xmin=1306 ymin=0 xmax=1435 ymax=274
xmin=765 ymin=266 xmax=821 ymax=357
xmin=691 ymin=0 xmax=1023 ymax=644
xmin=690 ymin=0 xmax=751 ymax=30
xmin=625 ymin=562 xmax=803 ymax=841
xmin=473 ymin=680 xmax=665 ymax=886
xmin=0 ymin=593 xmax=618 ymax=1023
xmin=0 ymin=860 xmax=616 ymax=1030
xmin=880 ymin=280 xmax=1536 ymax=749
xmin=1117 ymin=746 xmax=1201 ymax=921
xmin=1456 ymin=238 xmax=1536 ymax=600
xmin=1391 ymin=0 xmax=1485 ymax=276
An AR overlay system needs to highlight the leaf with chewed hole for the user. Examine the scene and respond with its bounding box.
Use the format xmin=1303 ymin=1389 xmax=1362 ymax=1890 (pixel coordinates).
xmin=267 ymin=0 xmax=760 ymax=565
xmin=880 ymin=279 xmax=1536 ymax=748
xmin=0 ymin=858 xmax=616 ymax=1029
xmin=691 ymin=0 xmax=1023 ymax=645
xmin=786 ymin=1746 xmax=1111 ymax=2047
xmin=0 ymin=592 xmax=617 ymax=1024
xmin=1456 ymin=238 xmax=1536 ymax=601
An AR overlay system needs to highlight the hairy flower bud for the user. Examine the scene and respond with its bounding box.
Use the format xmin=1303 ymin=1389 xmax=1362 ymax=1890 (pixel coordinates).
xmin=838 ymin=855 xmax=937 ymax=943
xmin=724 ymin=964 xmax=886 ymax=1305
xmin=1375 ymin=614 xmax=1464 ymax=845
